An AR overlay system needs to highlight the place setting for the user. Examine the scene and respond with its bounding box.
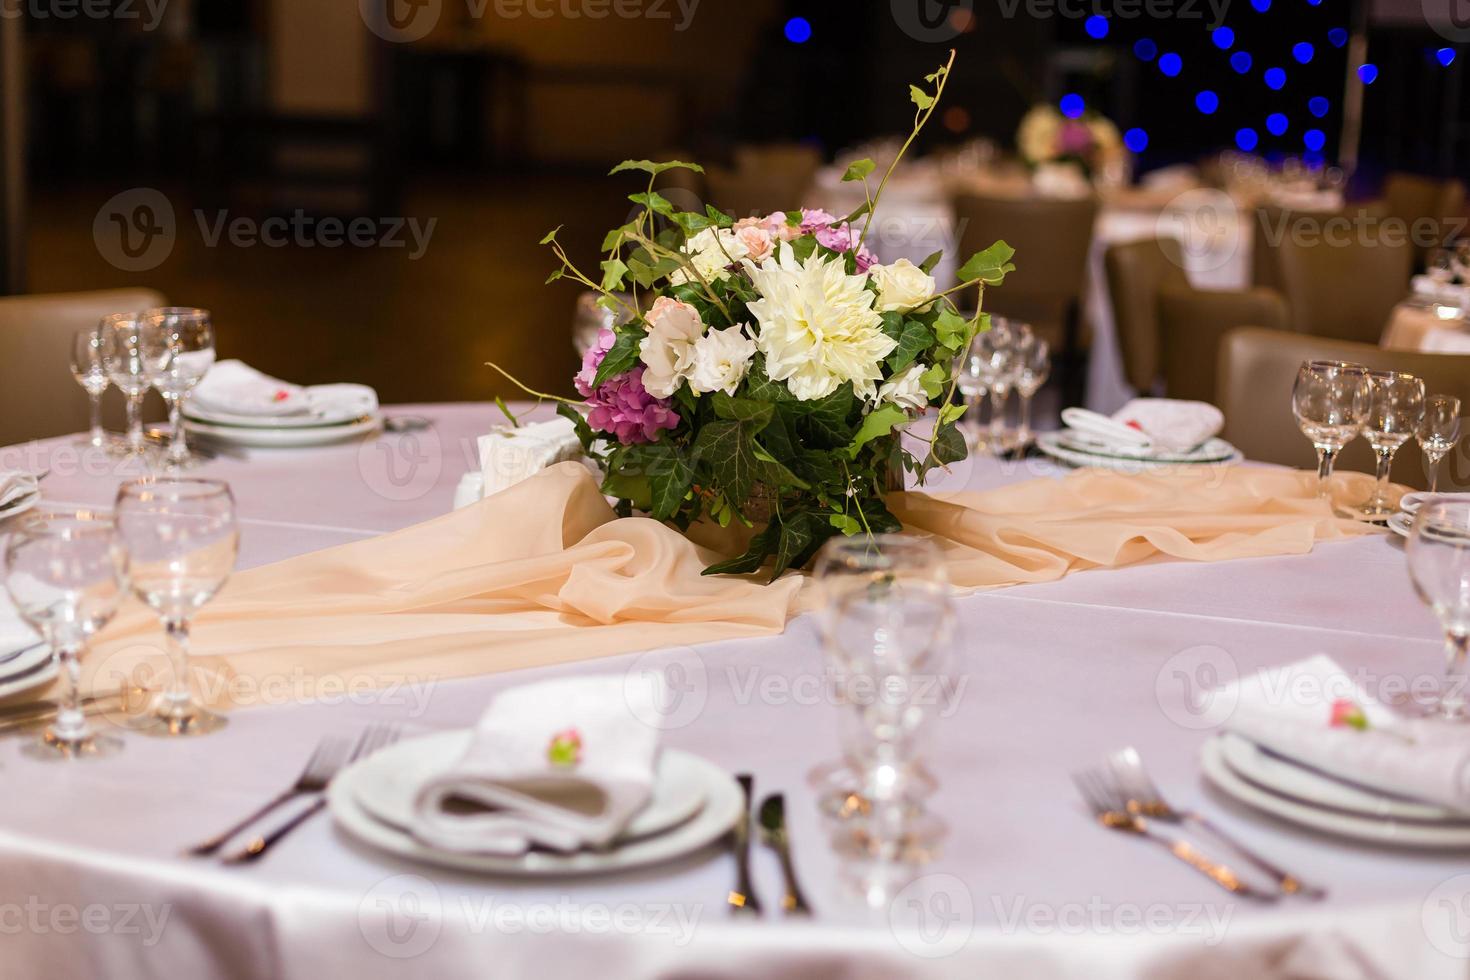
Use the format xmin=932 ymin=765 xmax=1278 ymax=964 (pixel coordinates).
xmin=1037 ymin=398 xmax=1242 ymax=472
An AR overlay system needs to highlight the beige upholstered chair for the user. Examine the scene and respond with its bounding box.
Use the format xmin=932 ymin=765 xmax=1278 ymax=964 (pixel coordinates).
xmin=0 ymin=287 xmax=166 ymax=446
xmin=1217 ymin=326 xmax=1470 ymax=490
xmin=1382 ymin=172 xmax=1468 ymax=265
xmin=1250 ymin=202 xmax=1387 ymax=293
xmin=953 ymin=192 xmax=1099 ymax=405
xmin=1275 ymin=234 xmax=1413 ymax=345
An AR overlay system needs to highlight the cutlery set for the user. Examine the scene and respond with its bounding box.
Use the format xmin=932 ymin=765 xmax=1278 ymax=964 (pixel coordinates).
xmin=728 ymin=774 xmax=812 ymax=917
xmin=1073 ymin=746 xmax=1324 ymax=903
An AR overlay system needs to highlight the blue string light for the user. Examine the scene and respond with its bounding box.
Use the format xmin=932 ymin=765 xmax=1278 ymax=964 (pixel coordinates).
xmin=1159 ymin=53 xmax=1183 ymax=77
xmin=1124 ymin=128 xmax=1149 ymax=152
xmin=1231 ymin=51 xmax=1254 ymax=74
xmin=1196 ymin=90 xmax=1221 ymax=114
xmin=1265 ymin=67 xmax=1287 ymax=90
xmin=1134 ymin=38 xmax=1158 ymax=61
xmin=1236 ymin=128 xmax=1260 ymax=151
xmin=1357 ymin=63 xmax=1379 ymax=84
xmin=1304 ymin=129 xmax=1326 ymax=151
xmin=1266 ymin=112 xmax=1289 ymax=135
xmin=1438 ymin=48 xmax=1457 ymax=67
xmin=1328 ymin=28 xmax=1348 ymax=48
xmin=1293 ymin=42 xmax=1315 ymax=64
xmin=1212 ymin=28 xmax=1235 ymax=50
xmin=1251 ymin=0 xmax=1271 ymax=10
xmin=1308 ymin=96 xmax=1330 ymax=117
xmin=1085 ymin=15 xmax=1109 ymax=39
xmin=783 ymin=16 xmax=811 ymax=43
xmin=1060 ymin=93 xmax=1086 ymax=119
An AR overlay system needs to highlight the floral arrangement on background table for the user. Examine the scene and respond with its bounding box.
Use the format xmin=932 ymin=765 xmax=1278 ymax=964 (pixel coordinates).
xmin=1016 ymin=103 xmax=1124 ymax=180
xmin=493 ymin=52 xmax=1014 ymax=580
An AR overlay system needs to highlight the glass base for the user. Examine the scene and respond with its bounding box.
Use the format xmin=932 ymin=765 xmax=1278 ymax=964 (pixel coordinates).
xmin=808 ymin=759 xmax=938 ymax=817
xmin=129 ymin=701 xmax=228 ymax=737
xmin=826 ymin=811 xmax=948 ymax=863
xmin=21 ymin=729 xmax=124 ymax=761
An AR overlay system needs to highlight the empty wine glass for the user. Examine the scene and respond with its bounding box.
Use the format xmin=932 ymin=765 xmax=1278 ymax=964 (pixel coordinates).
xmin=1355 ymin=371 xmax=1425 ymax=520
xmin=114 ymin=478 xmax=238 ymax=736
xmin=1406 ymin=500 xmax=1470 ymax=719
xmin=1291 ymin=360 xmax=1371 ymax=500
xmin=3 ymin=510 xmax=129 ymax=759
xmin=971 ymin=318 xmax=1033 ymax=454
xmin=1418 ymin=395 xmax=1462 ymax=493
xmin=956 ymin=347 xmax=991 ymax=450
xmin=139 ymin=308 xmax=216 ymax=467
xmin=99 ymin=312 xmax=157 ymax=459
xmin=1015 ymin=337 xmax=1050 ymax=449
xmin=69 ymin=327 xmax=112 ymax=452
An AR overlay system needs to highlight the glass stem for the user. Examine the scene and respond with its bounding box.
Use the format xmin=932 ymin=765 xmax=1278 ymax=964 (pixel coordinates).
xmin=1442 ymin=633 xmax=1469 ymax=719
xmin=166 ymin=395 xmax=188 ymax=463
xmin=162 ymin=618 xmax=195 ymax=714
xmin=1427 ymin=451 xmax=1444 ymax=493
xmin=1017 ymin=391 xmax=1034 ymax=446
xmin=126 ymin=391 xmax=145 ymax=453
xmin=988 ymin=387 xmax=1009 ymax=447
xmin=51 ymin=644 xmax=89 ymax=744
xmin=1371 ymin=447 xmax=1395 ymax=507
xmin=1315 ymin=445 xmax=1337 ymax=498
xmin=88 ymin=392 xmax=105 ymax=449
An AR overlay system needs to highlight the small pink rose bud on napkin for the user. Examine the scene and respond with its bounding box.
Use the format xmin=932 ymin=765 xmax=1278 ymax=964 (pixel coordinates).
xmin=547 ymin=728 xmax=583 ymax=768
xmin=1330 ymin=698 xmax=1369 ymax=731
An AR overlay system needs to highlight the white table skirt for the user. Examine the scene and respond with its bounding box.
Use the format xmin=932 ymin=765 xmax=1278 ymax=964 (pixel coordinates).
xmin=0 ymin=404 xmax=1464 ymax=980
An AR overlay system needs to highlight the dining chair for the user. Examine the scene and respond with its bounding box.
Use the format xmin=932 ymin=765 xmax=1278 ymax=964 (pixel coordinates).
xmin=1381 ymin=172 xmax=1468 ymax=266
xmin=1275 ymin=233 xmax=1414 ymax=345
xmin=953 ymin=192 xmax=1100 ymax=407
xmin=0 ymin=287 xmax=166 ymax=446
xmin=1250 ymin=202 xmax=1387 ymax=293
xmin=1217 ymin=326 xmax=1470 ymax=490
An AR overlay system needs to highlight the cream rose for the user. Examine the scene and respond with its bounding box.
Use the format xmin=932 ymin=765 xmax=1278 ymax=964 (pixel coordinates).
xmin=870 ymin=258 xmax=937 ymax=313
xmin=877 ymin=362 xmax=930 ymax=411
xmin=638 ymin=296 xmax=704 ymax=398
xmin=687 ymin=324 xmax=757 ymax=396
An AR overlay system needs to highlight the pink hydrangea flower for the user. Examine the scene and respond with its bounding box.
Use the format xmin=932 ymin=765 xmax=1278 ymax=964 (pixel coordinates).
xmin=575 ymin=328 xmax=680 ymax=445
xmin=800 ymin=208 xmax=839 ymax=233
xmin=813 ymin=222 xmax=878 ymax=271
xmin=1058 ymin=121 xmax=1096 ymax=156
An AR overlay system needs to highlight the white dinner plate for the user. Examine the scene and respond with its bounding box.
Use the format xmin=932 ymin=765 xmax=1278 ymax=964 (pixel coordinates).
xmin=350 ymin=729 xmax=707 ymax=842
xmin=1201 ymin=735 xmax=1470 ymax=848
xmin=184 ymin=413 xmax=383 ymax=448
xmin=1400 ymin=492 xmax=1470 ymax=516
xmin=1037 ymin=432 xmax=1242 ymax=472
xmin=0 ymin=641 xmax=57 ymax=701
xmin=184 ymin=404 xmax=370 ymax=429
xmin=0 ymin=489 xmax=40 ymax=523
xmin=329 ymin=738 xmax=743 ymax=876
xmin=1218 ymin=732 xmax=1469 ymax=823
xmin=1388 ymin=512 xmax=1414 ymax=539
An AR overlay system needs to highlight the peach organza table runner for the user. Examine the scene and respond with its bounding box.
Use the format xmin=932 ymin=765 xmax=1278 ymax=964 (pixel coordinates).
xmin=85 ymin=462 xmax=1376 ymax=700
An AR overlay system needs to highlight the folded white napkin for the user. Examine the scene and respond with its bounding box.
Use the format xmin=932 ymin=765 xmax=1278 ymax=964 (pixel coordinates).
xmin=0 ymin=592 xmax=40 ymax=658
xmin=1421 ymin=329 xmax=1470 ymax=354
xmin=1061 ymin=399 xmax=1223 ymax=454
xmin=478 ymin=416 xmax=587 ymax=498
xmin=410 ymin=674 xmax=665 ymax=855
xmin=1412 ymin=276 xmax=1470 ymax=307
xmin=0 ymin=469 xmax=38 ymax=510
xmin=191 ymin=360 xmax=378 ymax=419
xmin=1401 ymin=491 xmax=1470 ymax=515
xmin=1223 ymin=655 xmax=1470 ymax=813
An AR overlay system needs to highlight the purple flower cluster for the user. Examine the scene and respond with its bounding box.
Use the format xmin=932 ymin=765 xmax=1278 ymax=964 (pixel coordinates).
xmin=800 ymin=209 xmax=877 ymax=272
xmin=574 ymin=328 xmax=681 ymax=445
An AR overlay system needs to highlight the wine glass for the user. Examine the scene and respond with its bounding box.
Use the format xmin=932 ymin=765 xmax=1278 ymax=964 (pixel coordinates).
xmin=99 ymin=312 xmax=158 ymax=459
xmin=69 ymin=327 xmax=112 ymax=452
xmin=1418 ymin=395 xmax=1462 ymax=493
xmin=1406 ymin=500 xmax=1470 ymax=719
xmin=971 ymin=318 xmax=1033 ymax=454
xmin=956 ymin=347 xmax=991 ymax=450
xmin=1015 ymin=337 xmax=1050 ymax=450
xmin=1354 ymin=371 xmax=1425 ymax=520
xmin=812 ymin=535 xmax=952 ymax=859
xmin=3 ymin=510 xmax=129 ymax=759
xmin=114 ymin=478 xmax=238 ymax=736
xmin=1291 ymin=360 xmax=1371 ymax=500
xmin=139 ymin=308 xmax=216 ymax=467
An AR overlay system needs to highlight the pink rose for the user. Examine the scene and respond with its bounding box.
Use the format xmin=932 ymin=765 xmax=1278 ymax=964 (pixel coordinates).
xmin=735 ymin=225 xmax=774 ymax=263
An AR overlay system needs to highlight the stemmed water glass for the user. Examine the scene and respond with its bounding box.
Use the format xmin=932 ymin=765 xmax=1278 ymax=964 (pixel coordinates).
xmin=1418 ymin=395 xmax=1462 ymax=493
xmin=114 ymin=478 xmax=238 ymax=736
xmin=1355 ymin=371 xmax=1425 ymax=520
xmin=99 ymin=312 xmax=159 ymax=459
xmin=1406 ymin=500 xmax=1470 ymax=720
xmin=956 ymin=348 xmax=990 ymax=450
xmin=139 ymin=308 xmax=216 ymax=467
xmin=970 ymin=318 xmax=1033 ymax=454
xmin=3 ymin=511 xmax=130 ymax=759
xmin=1015 ymin=337 xmax=1050 ymax=450
xmin=811 ymin=535 xmax=953 ymax=859
xmin=1291 ymin=360 xmax=1371 ymax=501
xmin=69 ymin=327 xmax=112 ymax=452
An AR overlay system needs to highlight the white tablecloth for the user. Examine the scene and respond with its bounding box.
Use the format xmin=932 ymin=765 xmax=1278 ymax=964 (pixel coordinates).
xmin=0 ymin=404 xmax=1464 ymax=979
xmin=1382 ymin=302 xmax=1470 ymax=353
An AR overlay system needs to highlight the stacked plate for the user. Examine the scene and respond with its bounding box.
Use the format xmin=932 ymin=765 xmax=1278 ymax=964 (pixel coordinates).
xmin=1387 ymin=491 xmax=1470 ymax=539
xmin=0 ymin=471 xmax=40 ymax=523
xmin=0 ymin=605 xmax=53 ymax=701
xmin=184 ymin=399 xmax=383 ymax=448
xmin=1036 ymin=431 xmax=1243 ymax=473
xmin=328 ymin=729 xmax=744 ymax=876
xmin=1202 ymin=733 xmax=1470 ymax=848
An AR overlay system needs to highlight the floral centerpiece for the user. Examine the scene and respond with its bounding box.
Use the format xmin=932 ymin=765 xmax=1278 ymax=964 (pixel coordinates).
xmin=1016 ymin=103 xmax=1124 ymax=180
xmin=494 ymin=52 xmax=1014 ymax=580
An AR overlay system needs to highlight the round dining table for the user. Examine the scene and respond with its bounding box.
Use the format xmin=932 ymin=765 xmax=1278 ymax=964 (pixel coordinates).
xmin=0 ymin=403 xmax=1465 ymax=979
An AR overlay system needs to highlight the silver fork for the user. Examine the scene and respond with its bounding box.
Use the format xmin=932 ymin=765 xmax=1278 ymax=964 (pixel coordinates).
xmin=1107 ymin=746 xmax=1326 ymax=899
xmin=223 ymin=724 xmax=401 ymax=864
xmin=1073 ymin=767 xmax=1277 ymax=902
xmin=186 ymin=736 xmax=351 ymax=856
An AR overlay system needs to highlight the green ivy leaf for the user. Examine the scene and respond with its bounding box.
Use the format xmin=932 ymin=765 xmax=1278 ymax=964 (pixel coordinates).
xmin=539 ymin=225 xmax=562 ymax=245
xmin=909 ymin=84 xmax=935 ymax=110
xmin=556 ymin=403 xmax=595 ymax=449
xmin=919 ymin=363 xmax=949 ymax=399
xmin=934 ymin=308 xmax=969 ymax=351
xmin=752 ymin=443 xmax=810 ymax=490
xmin=591 ymin=327 xmax=643 ymax=387
xmin=609 ymin=159 xmax=706 ymax=177
xmin=712 ymin=392 xmax=775 ymax=432
xmin=919 ymin=250 xmax=944 ymax=274
xmin=544 ymin=268 xmax=565 ymax=285
xmin=938 ymin=402 xmax=967 ymax=427
xmin=643 ymin=445 xmax=695 ymax=520
xmin=887 ymin=320 xmax=934 ymax=372
xmin=841 ymin=158 xmax=876 ymax=182
xmin=845 ymin=404 xmax=908 ymax=459
xmin=957 ymin=241 xmax=1016 ymax=285
xmin=628 ymin=191 xmax=675 ymax=216
xmin=790 ymin=385 xmax=856 ymax=448
xmin=670 ymin=211 xmax=712 ymax=236
xmin=705 ymin=205 xmax=734 ymax=229
xmin=600 ymin=258 xmax=629 ymax=292
xmin=829 ymin=513 xmax=862 ymax=535
xmin=692 ymin=419 xmax=759 ymax=504
xmin=702 ymin=522 xmax=779 ymax=576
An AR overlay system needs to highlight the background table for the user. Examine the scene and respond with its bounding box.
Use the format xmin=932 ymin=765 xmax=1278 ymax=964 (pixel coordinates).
xmin=1 ymin=404 xmax=1465 ymax=979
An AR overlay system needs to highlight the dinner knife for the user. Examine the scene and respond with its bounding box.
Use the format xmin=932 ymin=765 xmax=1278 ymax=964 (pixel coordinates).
xmin=729 ymin=774 xmax=762 ymax=916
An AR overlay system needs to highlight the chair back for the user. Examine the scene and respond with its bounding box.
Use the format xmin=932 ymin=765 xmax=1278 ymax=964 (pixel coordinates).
xmin=1217 ymin=326 xmax=1470 ymax=490
xmin=1156 ymin=285 xmax=1290 ymax=403
xmin=1103 ymin=237 xmax=1189 ymax=392
xmin=1276 ymin=232 xmax=1413 ymax=344
xmin=1383 ymin=172 xmax=1469 ymax=263
xmin=0 ymin=288 xmax=166 ymax=446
